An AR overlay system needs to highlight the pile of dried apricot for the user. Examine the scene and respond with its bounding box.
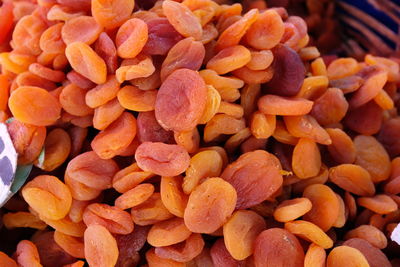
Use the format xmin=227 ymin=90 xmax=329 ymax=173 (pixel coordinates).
xmin=1 ymin=0 xmax=400 ymax=266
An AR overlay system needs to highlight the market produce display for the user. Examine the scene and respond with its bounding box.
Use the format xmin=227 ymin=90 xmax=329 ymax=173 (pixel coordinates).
xmin=0 ymin=0 xmax=400 ymax=266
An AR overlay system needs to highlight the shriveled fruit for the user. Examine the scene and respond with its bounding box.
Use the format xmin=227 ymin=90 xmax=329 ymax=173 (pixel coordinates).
xmin=284 ymin=220 xmax=334 ymax=249
xmin=155 ymin=233 xmax=204 ymax=263
xmin=344 ymin=225 xmax=387 ymax=249
xmin=9 ymin=86 xmax=61 ymax=126
xmin=292 ymin=138 xmax=321 ymax=179
xmin=302 ymin=184 xmax=340 ymax=232
xmin=304 ymin=244 xmax=326 ymax=267
xmin=131 ymin=193 xmax=174 ymax=226
xmin=245 ymin=9 xmax=284 ymax=50
xmin=91 ymin=112 xmax=137 ymax=159
xmin=183 ymin=150 xmax=223 ymax=194
xmin=326 ymin=128 xmax=356 ymax=164
xmin=353 ymin=135 xmax=391 ymax=183
xmin=135 ymin=142 xmax=190 ymax=177
xmin=254 ymin=228 xmax=304 ymax=267
xmin=147 ymin=217 xmax=192 ymax=247
xmin=223 ymin=210 xmax=266 ymax=260
xmin=163 ymin=0 xmax=203 ymax=40
xmin=357 ymin=194 xmax=398 ymax=215
xmin=273 ymin=198 xmax=312 ymax=222
xmin=329 ymin=164 xmax=375 ymax=196
xmin=266 ymin=45 xmax=305 ymax=96
xmin=92 ymin=0 xmax=135 ymax=29
xmin=155 ymin=69 xmax=207 ymax=132
xmin=343 ymin=238 xmax=391 ymax=267
xmin=258 ymin=95 xmax=313 ymax=116
xmin=22 ymin=175 xmax=72 ymax=220
xmin=65 ymin=42 xmax=107 ymax=84
xmin=83 ymin=203 xmax=134 ymax=235
xmin=326 ymin=246 xmax=369 ymax=267
xmin=221 ymin=150 xmax=282 ymax=209
xmin=184 ymin=178 xmax=237 ymax=233
xmin=84 ymin=225 xmax=119 ymax=267
xmin=160 ymin=176 xmax=188 ymax=217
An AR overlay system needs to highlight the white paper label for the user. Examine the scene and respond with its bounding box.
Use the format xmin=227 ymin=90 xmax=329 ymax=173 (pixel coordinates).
xmin=391 ymin=223 xmax=400 ymax=245
xmin=0 ymin=123 xmax=17 ymax=205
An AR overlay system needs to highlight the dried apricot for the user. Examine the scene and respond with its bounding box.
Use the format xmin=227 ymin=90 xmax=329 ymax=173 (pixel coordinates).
xmin=254 ymin=228 xmax=304 ymax=267
xmin=184 ymin=178 xmax=237 ymax=233
xmin=221 ymin=150 xmax=282 ymax=209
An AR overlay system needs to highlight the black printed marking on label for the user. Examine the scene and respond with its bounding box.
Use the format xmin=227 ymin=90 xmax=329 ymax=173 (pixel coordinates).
xmin=0 ymin=138 xmax=4 ymax=154
xmin=0 ymin=156 xmax=13 ymax=186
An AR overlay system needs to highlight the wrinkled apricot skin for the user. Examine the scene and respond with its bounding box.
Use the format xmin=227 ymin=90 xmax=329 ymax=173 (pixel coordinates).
xmin=22 ymin=175 xmax=72 ymax=220
xmin=0 ymin=2 xmax=14 ymax=45
xmin=354 ymin=135 xmax=391 ymax=183
xmin=65 ymin=42 xmax=107 ymax=84
xmin=216 ymin=8 xmax=259 ymax=51
xmin=137 ymin=111 xmax=174 ymax=144
xmin=146 ymin=248 xmax=185 ymax=267
xmin=9 ymin=86 xmax=61 ymax=126
xmin=284 ymin=115 xmax=331 ymax=145
xmin=210 ymin=238 xmax=243 ymax=267
xmin=184 ymin=178 xmax=237 ymax=234
xmin=2 ymin=1 xmax=400 ymax=266
xmin=273 ymin=198 xmax=312 ymax=222
xmin=207 ymin=45 xmax=251 ymax=75
xmin=54 ymin=231 xmax=85 ymax=259
xmin=183 ymin=150 xmax=223 ymax=194
xmin=143 ymin=18 xmax=183 ymax=56
xmin=115 ymin=183 xmax=154 ymax=210
xmin=221 ymin=150 xmax=283 ymax=209
xmin=84 ymin=225 xmax=119 ymax=267
xmin=155 ymin=69 xmax=207 ymax=132
xmin=303 ymin=184 xmax=340 ymax=232
xmin=135 ymin=142 xmax=190 ymax=177
xmin=15 ymin=240 xmax=42 ymax=267
xmin=116 ymin=18 xmax=148 ymax=59
xmin=160 ymin=176 xmax=188 ymax=218
xmin=223 ymin=210 xmax=266 ymax=260
xmin=344 ymin=225 xmax=387 ymax=249
xmin=292 ymin=138 xmax=321 ymax=179
xmin=147 ymin=217 xmax=192 ymax=247
xmin=258 ymin=95 xmax=313 ymax=116
xmin=266 ymin=45 xmax=305 ymax=96
xmin=65 ymin=151 xmax=119 ymax=201
xmin=304 ymin=244 xmax=326 ymax=267
xmin=254 ymin=228 xmax=304 ymax=267
xmin=311 ymin=88 xmax=348 ymax=126
xmin=60 ymin=83 xmax=94 ymax=117
xmin=83 ymin=203 xmax=134 ymax=234
xmin=61 ymin=16 xmax=103 ymax=45
xmin=155 ymin=233 xmax=204 ymax=263
xmin=131 ymin=193 xmax=174 ymax=226
xmin=91 ymin=112 xmax=137 ymax=159
xmin=7 ymin=120 xmax=47 ymax=164
xmin=3 ymin=211 xmax=46 ymax=230
xmin=343 ymin=238 xmax=391 ymax=267
xmin=329 ymin=164 xmax=375 ymax=196
xmin=161 ymin=37 xmax=205 ymax=81
xmin=285 ymin=220 xmax=334 ymax=249
xmin=326 ymin=246 xmax=369 ymax=267
xmin=92 ymin=0 xmax=135 ymax=29
xmin=245 ymin=9 xmax=283 ymax=50
xmin=326 ymin=128 xmax=356 ymax=164
xmin=37 ymin=128 xmax=71 ymax=171
xmin=163 ymin=0 xmax=203 ymax=40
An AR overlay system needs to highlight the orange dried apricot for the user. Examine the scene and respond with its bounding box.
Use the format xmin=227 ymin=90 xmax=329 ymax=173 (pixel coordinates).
xmin=184 ymin=178 xmax=237 ymax=233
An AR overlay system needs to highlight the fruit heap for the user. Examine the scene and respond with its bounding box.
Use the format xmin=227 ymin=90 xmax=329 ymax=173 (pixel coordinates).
xmin=0 ymin=0 xmax=399 ymax=266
